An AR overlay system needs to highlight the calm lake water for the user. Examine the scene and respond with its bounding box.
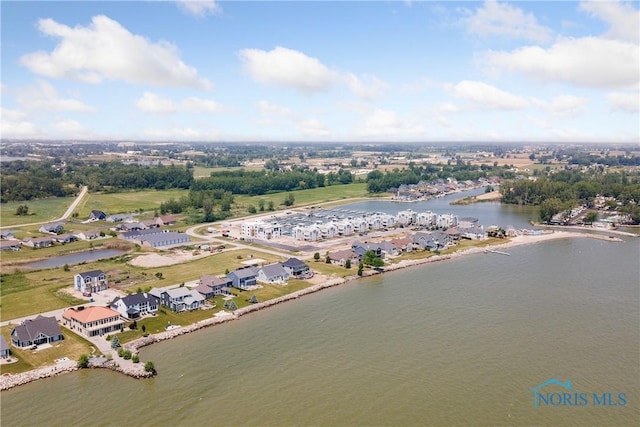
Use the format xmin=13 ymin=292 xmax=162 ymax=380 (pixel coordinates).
xmin=1 ymin=200 xmax=638 ymax=426
xmin=22 ymin=248 xmax=127 ymax=270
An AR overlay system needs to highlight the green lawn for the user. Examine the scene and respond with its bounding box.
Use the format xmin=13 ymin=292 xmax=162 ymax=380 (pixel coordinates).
xmin=0 ymin=327 xmax=96 ymax=374
xmin=76 ymin=189 xmax=188 ymax=217
xmin=0 ymin=197 xmax=77 ymax=227
xmin=308 ymin=261 xmax=354 ymax=278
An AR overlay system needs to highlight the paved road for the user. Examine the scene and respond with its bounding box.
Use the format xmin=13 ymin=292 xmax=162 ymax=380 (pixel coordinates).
xmin=0 ymin=186 xmax=88 ymax=229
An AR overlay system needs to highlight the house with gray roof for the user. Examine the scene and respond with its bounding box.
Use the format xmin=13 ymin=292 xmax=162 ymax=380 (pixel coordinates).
xmin=227 ymin=267 xmax=258 ymax=290
xmin=281 ymin=257 xmax=311 ymax=278
xmin=10 ymin=315 xmax=64 ymax=348
xmin=22 ymin=236 xmax=54 ymax=248
xmin=155 ymin=287 xmax=204 ymax=312
xmin=89 ymin=210 xmax=107 ymax=221
xmin=258 ymin=263 xmax=290 ymax=284
xmin=110 ymin=292 xmax=160 ymax=320
xmin=74 ymin=270 xmax=108 ymax=294
xmin=0 ymin=336 xmax=11 ymax=358
xmin=39 ymin=222 xmax=64 ymax=234
xmin=0 ymin=240 xmax=21 ymax=251
xmin=195 ymin=275 xmax=232 ymax=298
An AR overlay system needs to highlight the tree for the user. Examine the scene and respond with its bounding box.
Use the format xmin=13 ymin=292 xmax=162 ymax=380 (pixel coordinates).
xmin=111 ymin=335 xmax=121 ymax=350
xmin=247 ymin=205 xmax=257 ymax=214
xmin=345 ymin=259 xmax=351 ymax=269
xmin=141 ymin=325 xmax=146 ymax=334
xmin=539 ymin=198 xmax=565 ymax=224
xmin=129 ymin=320 xmax=137 ymax=330
xmin=267 ymin=200 xmax=275 ymax=211
xmin=325 ymin=255 xmax=331 ymax=263
xmin=283 ymin=192 xmax=295 ymax=206
xmin=258 ymin=199 xmax=265 ymax=212
xmin=357 ymin=262 xmax=364 ymax=276
xmin=132 ymin=354 xmax=140 ymax=363
xmin=144 ymin=361 xmax=156 ymax=374
xmin=249 ymin=295 xmax=258 ymax=304
xmin=78 ymin=354 xmax=89 ymax=368
xmin=15 ymin=204 xmax=29 ymax=216
xmin=155 ymin=272 xmax=163 ymax=279
xmin=202 ymin=199 xmax=214 ymax=222
xmin=313 ymin=252 xmax=320 ymax=262
xmin=584 ymin=211 xmax=599 ymax=225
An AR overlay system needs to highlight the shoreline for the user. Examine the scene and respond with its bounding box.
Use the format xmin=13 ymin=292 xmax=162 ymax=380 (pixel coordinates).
xmin=0 ymin=229 xmax=628 ymax=391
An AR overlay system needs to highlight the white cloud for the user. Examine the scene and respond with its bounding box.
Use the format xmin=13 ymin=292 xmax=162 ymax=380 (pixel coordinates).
xmin=607 ymin=92 xmax=639 ymax=113
xmin=16 ymin=80 xmax=94 ymax=112
xmin=345 ymin=73 xmax=389 ymax=99
xmin=579 ymin=0 xmax=640 ymax=43
xmin=464 ymin=0 xmax=553 ymax=43
xmin=239 ymin=47 xmax=337 ymax=94
xmin=532 ymin=95 xmax=588 ymax=117
xmin=176 ymin=1 xmax=221 ymax=17
xmin=1 ymin=108 xmax=28 ymax=121
xmin=53 ymin=119 xmax=87 ymax=134
xmin=135 ymin=92 xmax=226 ymax=113
xmin=20 ymin=15 xmax=212 ymax=90
xmin=145 ymin=126 xmax=220 ymax=141
xmin=257 ymin=100 xmax=329 ymax=136
xmin=357 ymin=108 xmax=426 ymax=138
xmin=483 ymin=36 xmax=639 ymax=89
xmin=0 ymin=118 xmax=39 ymax=138
xmin=448 ymin=80 xmax=529 ymax=110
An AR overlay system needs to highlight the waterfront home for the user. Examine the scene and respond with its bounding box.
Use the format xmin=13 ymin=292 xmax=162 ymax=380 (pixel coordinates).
xmin=39 ymin=222 xmax=64 ymax=234
xmin=0 ymin=336 xmax=10 ymax=358
xmin=396 ymin=210 xmax=416 ymax=226
xmin=412 ymin=232 xmax=443 ymax=251
xmin=21 ymin=236 xmax=54 ymax=249
xmin=53 ymin=233 xmax=77 ymax=244
xmin=195 ymin=275 xmax=233 ymax=298
xmin=377 ymin=241 xmax=400 ymax=257
xmin=281 ymin=257 xmax=311 ymax=278
xmin=10 ymin=315 xmax=64 ymax=348
xmin=89 ymin=210 xmax=107 ymax=221
xmin=110 ymin=293 xmax=160 ymax=320
xmin=153 ymin=287 xmax=205 ymax=312
xmin=137 ymin=231 xmax=191 ymax=248
xmin=227 ymin=267 xmax=259 ymax=290
xmin=436 ymin=213 xmax=457 ymax=229
xmin=0 ymin=240 xmax=21 ymax=251
xmin=327 ymin=249 xmax=361 ymax=266
xmin=459 ymin=226 xmax=488 ymax=240
xmin=257 ymin=263 xmax=291 ymax=284
xmin=62 ymin=307 xmax=124 ymax=337
xmin=74 ymin=270 xmax=108 ymax=294
xmin=390 ymin=236 xmax=414 ymax=252
xmin=75 ymin=230 xmax=101 ymax=240
xmin=445 ymin=227 xmax=461 ymax=241
xmin=352 ymin=242 xmax=383 ymax=258
xmin=156 ymin=215 xmax=177 ymax=226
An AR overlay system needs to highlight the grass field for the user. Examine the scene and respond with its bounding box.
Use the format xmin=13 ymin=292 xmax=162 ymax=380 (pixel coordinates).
xmin=0 ymin=197 xmax=77 ymax=227
xmin=233 ymin=183 xmax=370 ymax=213
xmin=76 ymin=189 xmax=188 ymax=217
xmin=0 ymin=327 xmax=95 ymax=374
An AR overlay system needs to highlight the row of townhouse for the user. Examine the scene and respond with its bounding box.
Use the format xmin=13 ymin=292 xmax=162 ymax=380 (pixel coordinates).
xmin=241 ymin=221 xmax=282 ymax=240
xmin=118 ymin=229 xmax=191 ymax=248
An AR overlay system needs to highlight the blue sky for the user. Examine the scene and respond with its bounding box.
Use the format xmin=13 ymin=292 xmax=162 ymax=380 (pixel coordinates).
xmin=1 ymin=0 xmax=638 ymax=143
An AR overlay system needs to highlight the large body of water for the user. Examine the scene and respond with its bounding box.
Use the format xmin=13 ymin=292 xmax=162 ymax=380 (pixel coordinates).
xmin=1 ymin=198 xmax=638 ymax=426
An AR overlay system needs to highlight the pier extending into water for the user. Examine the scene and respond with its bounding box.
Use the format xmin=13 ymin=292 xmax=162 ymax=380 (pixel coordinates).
xmin=484 ymin=248 xmax=510 ymax=256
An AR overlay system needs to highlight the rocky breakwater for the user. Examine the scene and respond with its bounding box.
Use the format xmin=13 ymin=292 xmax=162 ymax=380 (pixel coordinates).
xmin=1 ymin=359 xmax=78 ymax=391
xmin=95 ymin=357 xmax=154 ymax=379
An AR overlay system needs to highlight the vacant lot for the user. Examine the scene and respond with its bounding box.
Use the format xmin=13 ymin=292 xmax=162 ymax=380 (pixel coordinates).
xmin=76 ymin=189 xmax=188 ymax=217
xmin=1 ymin=197 xmax=76 ymax=227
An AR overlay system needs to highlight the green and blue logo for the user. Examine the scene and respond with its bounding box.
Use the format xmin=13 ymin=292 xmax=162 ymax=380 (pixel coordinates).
xmin=532 ymin=378 xmax=627 ymax=408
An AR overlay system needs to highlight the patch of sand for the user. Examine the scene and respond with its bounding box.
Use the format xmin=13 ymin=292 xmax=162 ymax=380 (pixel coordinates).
xmin=129 ymin=250 xmax=213 ymax=268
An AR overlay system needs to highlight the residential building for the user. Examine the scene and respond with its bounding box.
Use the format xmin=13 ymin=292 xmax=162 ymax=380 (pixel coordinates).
xmin=110 ymin=293 xmax=160 ymax=320
xmin=62 ymin=307 xmax=124 ymax=337
xmin=195 ymin=275 xmax=232 ymax=298
xmin=10 ymin=315 xmax=64 ymax=348
xmin=156 ymin=215 xmax=177 ymax=226
xmin=281 ymin=258 xmax=311 ymax=278
xmin=152 ymin=287 xmax=204 ymax=312
xmin=257 ymin=263 xmax=290 ymax=284
xmin=228 ymin=267 xmax=258 ymax=290
xmin=328 ymin=249 xmax=361 ymax=266
xmin=0 ymin=336 xmax=10 ymax=358
xmin=53 ymin=233 xmax=76 ymax=244
xmin=74 ymin=270 xmax=108 ymax=294
xmin=89 ymin=210 xmax=107 ymax=221
xmin=75 ymin=230 xmax=101 ymax=240
xmin=0 ymin=240 xmax=21 ymax=251
xmin=106 ymin=214 xmax=134 ymax=223
xmin=21 ymin=236 xmax=54 ymax=248
xmin=39 ymin=222 xmax=64 ymax=234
